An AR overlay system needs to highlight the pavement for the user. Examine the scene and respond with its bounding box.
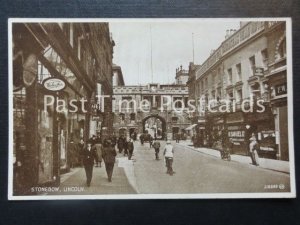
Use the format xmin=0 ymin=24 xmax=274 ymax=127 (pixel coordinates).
xmin=47 ymin=155 xmax=137 ymax=195
xmin=175 ymin=140 xmax=290 ymax=174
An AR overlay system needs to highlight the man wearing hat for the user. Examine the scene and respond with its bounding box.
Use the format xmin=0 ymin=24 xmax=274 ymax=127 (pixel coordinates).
xmin=81 ymin=140 xmax=97 ymax=187
xmin=249 ymin=135 xmax=260 ymax=166
xmin=163 ymin=140 xmax=175 ymax=175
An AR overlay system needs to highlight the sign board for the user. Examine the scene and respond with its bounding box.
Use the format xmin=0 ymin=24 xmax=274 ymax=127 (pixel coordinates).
xmin=92 ymin=116 xmax=101 ymax=121
xmin=254 ymin=67 xmax=264 ymax=76
xmin=43 ymin=77 xmax=66 ymax=91
xmin=275 ymin=83 xmax=287 ymax=96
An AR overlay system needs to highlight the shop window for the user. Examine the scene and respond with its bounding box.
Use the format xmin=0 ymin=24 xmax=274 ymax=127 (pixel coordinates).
xmin=236 ymin=63 xmax=242 ymax=81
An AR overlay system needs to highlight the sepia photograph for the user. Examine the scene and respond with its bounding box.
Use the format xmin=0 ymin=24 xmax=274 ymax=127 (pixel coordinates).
xmin=8 ymin=18 xmax=295 ymax=200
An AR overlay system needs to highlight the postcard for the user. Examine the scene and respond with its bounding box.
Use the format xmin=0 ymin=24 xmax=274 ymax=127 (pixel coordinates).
xmin=8 ymin=18 xmax=295 ymax=200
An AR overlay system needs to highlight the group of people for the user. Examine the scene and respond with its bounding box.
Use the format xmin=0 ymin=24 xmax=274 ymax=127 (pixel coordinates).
xmin=73 ymin=133 xmax=137 ymax=187
xmin=154 ymin=140 xmax=175 ymax=176
xmin=116 ymin=135 xmax=135 ymax=160
xmin=139 ymin=133 xmax=175 ymax=176
xmin=80 ymin=136 xmax=118 ymax=186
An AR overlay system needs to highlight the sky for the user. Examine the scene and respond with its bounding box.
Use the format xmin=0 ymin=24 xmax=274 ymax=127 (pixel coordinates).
xmin=110 ymin=20 xmax=240 ymax=85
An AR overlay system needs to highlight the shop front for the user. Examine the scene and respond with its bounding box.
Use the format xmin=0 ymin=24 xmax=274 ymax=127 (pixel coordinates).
xmin=226 ymin=111 xmax=247 ymax=155
xmin=245 ymin=107 xmax=277 ymax=159
xmin=207 ymin=114 xmax=225 ymax=150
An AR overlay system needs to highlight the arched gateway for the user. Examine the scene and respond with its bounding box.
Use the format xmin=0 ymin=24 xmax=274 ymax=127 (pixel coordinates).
xmin=142 ymin=115 xmax=166 ymax=140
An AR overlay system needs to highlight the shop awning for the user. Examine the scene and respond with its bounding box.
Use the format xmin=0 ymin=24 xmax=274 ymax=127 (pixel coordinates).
xmin=185 ymin=124 xmax=197 ymax=130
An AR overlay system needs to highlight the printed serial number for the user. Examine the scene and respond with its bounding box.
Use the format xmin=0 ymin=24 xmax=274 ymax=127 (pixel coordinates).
xmin=264 ymin=184 xmax=285 ymax=190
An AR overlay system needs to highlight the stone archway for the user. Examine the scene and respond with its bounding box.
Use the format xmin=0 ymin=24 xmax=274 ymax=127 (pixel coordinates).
xmin=141 ymin=115 xmax=166 ymax=140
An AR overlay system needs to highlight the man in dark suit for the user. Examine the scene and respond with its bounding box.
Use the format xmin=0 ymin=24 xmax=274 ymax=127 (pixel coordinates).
xmin=127 ymin=138 xmax=134 ymax=160
xmin=81 ymin=141 xmax=97 ymax=187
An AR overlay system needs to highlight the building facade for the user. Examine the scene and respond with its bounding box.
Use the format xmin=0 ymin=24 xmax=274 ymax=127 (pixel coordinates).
xmin=188 ymin=21 xmax=288 ymax=160
xmin=13 ymin=23 xmax=114 ymax=195
xmin=112 ymin=82 xmax=191 ymax=140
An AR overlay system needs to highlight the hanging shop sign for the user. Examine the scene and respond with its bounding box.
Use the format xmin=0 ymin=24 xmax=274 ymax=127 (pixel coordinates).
xmin=275 ymin=83 xmax=287 ymax=96
xmin=254 ymin=67 xmax=264 ymax=76
xmin=43 ymin=77 xmax=66 ymax=92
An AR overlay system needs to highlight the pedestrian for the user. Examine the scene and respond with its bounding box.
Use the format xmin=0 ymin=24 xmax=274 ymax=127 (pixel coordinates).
xmin=140 ymin=133 xmax=144 ymax=145
xmin=77 ymin=138 xmax=85 ymax=167
xmin=124 ymin=138 xmax=128 ymax=156
xmin=117 ymin=135 xmax=125 ymax=153
xmin=90 ymin=135 xmax=97 ymax=146
xmin=149 ymin=135 xmax=153 ymax=148
xmin=102 ymin=139 xmax=117 ymax=182
xmin=163 ymin=140 xmax=175 ymax=175
xmin=127 ymin=138 xmax=134 ymax=160
xmin=68 ymin=139 xmax=77 ymax=168
xmin=94 ymin=138 xmax=102 ymax=167
xmin=152 ymin=140 xmax=161 ymax=160
xmin=81 ymin=141 xmax=97 ymax=187
xmin=249 ymin=136 xmax=260 ymax=166
xmin=111 ymin=133 xmax=117 ymax=148
xmin=133 ymin=131 xmax=137 ymax=141
xmin=175 ymin=133 xmax=180 ymax=143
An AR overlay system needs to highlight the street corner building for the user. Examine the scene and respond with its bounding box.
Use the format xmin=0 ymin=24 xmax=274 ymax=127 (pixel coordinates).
xmin=11 ymin=22 xmax=115 ymax=195
xmin=9 ymin=19 xmax=295 ymax=199
xmin=187 ymin=21 xmax=289 ymax=161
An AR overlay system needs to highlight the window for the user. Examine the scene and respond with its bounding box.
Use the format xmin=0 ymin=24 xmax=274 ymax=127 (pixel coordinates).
xmin=228 ymin=91 xmax=233 ymax=100
xmin=217 ymin=88 xmax=222 ymax=101
xmin=173 ymin=97 xmax=183 ymax=108
xmin=69 ymin=24 xmax=74 ymax=47
xmin=172 ymin=117 xmax=178 ymax=123
xmin=236 ymin=89 xmax=243 ymax=102
xmin=227 ymin=68 xmax=233 ymax=84
xmin=278 ymin=38 xmax=286 ymax=58
xmin=212 ymin=73 xmax=215 ymax=86
xmin=120 ymin=113 xmax=125 ymax=122
xmin=130 ymin=113 xmax=136 ymax=121
xmin=236 ymin=63 xmax=242 ymax=81
xmin=205 ymin=78 xmax=208 ymax=89
xmin=121 ymin=96 xmax=133 ymax=109
xmin=211 ymin=90 xmax=216 ymax=100
xmin=261 ymin=48 xmax=269 ymax=68
xmin=249 ymin=55 xmax=256 ymax=74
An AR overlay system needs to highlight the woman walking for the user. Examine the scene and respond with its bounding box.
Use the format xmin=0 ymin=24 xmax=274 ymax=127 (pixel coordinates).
xmin=94 ymin=138 xmax=102 ymax=167
xmin=102 ymin=139 xmax=117 ymax=182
